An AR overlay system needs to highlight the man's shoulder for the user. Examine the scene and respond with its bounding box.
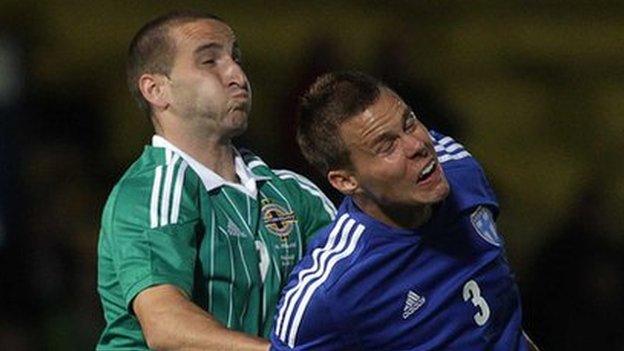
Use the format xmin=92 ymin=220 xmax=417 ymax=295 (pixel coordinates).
xmin=430 ymin=130 xmax=479 ymax=169
xmin=240 ymin=147 xmax=337 ymax=215
xmin=239 ymin=148 xmax=315 ymax=187
xmin=430 ymin=131 xmax=499 ymax=216
xmin=299 ymin=213 xmax=370 ymax=292
xmin=102 ymin=147 xmax=201 ymax=229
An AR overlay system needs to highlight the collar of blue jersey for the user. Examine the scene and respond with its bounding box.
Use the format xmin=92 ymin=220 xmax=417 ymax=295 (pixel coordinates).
xmin=341 ymin=196 xmax=426 ymax=240
xmin=152 ymin=135 xmax=271 ymax=199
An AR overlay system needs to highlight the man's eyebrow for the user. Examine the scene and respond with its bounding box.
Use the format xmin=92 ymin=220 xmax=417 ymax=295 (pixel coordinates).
xmin=194 ymin=43 xmax=222 ymax=55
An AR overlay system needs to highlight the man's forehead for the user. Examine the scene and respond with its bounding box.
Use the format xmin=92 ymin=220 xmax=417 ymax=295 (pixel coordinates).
xmin=172 ymin=19 xmax=236 ymax=44
xmin=361 ymin=89 xmax=405 ymax=122
xmin=338 ymin=92 xmax=398 ymax=142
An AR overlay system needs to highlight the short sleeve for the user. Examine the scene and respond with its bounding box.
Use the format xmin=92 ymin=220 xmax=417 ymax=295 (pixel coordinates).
xmin=103 ymin=163 xmax=201 ymax=312
xmin=270 ymin=286 xmax=351 ymax=351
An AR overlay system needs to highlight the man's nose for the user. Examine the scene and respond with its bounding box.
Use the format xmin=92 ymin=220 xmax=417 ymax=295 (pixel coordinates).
xmin=402 ymin=134 xmax=427 ymax=159
xmin=224 ymin=57 xmax=247 ymax=89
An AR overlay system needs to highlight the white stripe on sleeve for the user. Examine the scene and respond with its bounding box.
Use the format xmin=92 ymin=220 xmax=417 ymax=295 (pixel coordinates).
xmin=275 ymin=214 xmax=349 ymax=338
xmin=150 ymin=166 xmax=163 ymax=228
xmin=287 ymin=222 xmax=365 ymax=347
xmin=160 ymin=155 xmax=180 ymax=226
xmin=278 ymin=216 xmax=356 ymax=343
xmin=438 ymin=150 xmax=472 ymax=163
xmin=169 ymin=160 xmax=188 ymax=224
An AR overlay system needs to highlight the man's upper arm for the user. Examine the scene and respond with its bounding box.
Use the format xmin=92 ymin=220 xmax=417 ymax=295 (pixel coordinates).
xmin=106 ymin=168 xmax=201 ymax=312
xmin=270 ymin=287 xmax=348 ymax=351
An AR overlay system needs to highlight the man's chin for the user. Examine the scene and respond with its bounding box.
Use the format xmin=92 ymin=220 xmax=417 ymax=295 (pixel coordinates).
xmin=225 ymin=113 xmax=248 ymax=137
xmin=430 ymin=180 xmax=450 ymax=204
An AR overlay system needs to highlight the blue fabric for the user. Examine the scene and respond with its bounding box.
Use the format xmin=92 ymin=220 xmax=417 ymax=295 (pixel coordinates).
xmin=271 ymin=131 xmax=528 ymax=350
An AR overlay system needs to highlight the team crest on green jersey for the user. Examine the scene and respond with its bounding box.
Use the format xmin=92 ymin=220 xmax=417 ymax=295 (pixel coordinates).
xmin=261 ymin=198 xmax=296 ymax=239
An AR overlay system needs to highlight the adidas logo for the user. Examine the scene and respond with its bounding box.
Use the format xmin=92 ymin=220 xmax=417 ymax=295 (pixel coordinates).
xmin=402 ymin=290 xmax=426 ymax=319
xmin=227 ymin=218 xmax=246 ymax=238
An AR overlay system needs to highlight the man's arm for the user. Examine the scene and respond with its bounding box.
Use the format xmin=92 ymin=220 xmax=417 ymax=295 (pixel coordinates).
xmin=134 ymin=284 xmax=269 ymax=351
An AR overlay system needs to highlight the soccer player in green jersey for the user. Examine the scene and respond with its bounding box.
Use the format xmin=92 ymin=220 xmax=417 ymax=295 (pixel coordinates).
xmin=96 ymin=11 xmax=335 ymax=351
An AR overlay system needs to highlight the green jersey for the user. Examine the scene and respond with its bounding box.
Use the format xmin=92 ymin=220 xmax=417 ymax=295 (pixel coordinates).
xmin=97 ymin=136 xmax=335 ymax=350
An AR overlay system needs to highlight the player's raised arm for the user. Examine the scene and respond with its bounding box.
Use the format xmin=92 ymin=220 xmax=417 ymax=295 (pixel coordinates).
xmin=134 ymin=285 xmax=268 ymax=351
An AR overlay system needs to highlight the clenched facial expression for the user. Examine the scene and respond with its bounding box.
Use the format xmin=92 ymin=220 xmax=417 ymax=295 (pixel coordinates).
xmin=339 ymin=88 xmax=450 ymax=217
xmin=166 ymin=19 xmax=251 ymax=137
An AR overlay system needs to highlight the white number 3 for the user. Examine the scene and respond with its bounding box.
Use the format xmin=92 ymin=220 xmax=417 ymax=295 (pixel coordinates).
xmin=462 ymin=279 xmax=491 ymax=326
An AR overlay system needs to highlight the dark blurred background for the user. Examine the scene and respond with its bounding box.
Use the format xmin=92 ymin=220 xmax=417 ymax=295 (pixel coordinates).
xmin=0 ymin=1 xmax=623 ymax=350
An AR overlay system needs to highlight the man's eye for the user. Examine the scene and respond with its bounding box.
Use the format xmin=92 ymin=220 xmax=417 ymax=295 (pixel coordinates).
xmin=405 ymin=112 xmax=418 ymax=132
xmin=378 ymin=139 xmax=396 ymax=154
xmin=202 ymin=59 xmax=216 ymax=65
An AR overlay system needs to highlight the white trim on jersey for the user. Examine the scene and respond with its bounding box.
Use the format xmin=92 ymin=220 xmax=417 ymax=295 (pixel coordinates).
xmin=438 ymin=150 xmax=472 ymax=163
xmin=284 ymin=218 xmax=365 ymax=348
xmin=152 ymin=135 xmax=269 ymax=199
xmin=160 ymin=155 xmax=180 ymax=226
xmin=170 ymin=161 xmax=189 ymax=224
xmin=434 ymin=143 xmax=465 ymax=153
xmin=274 ymin=169 xmax=337 ymax=219
xmin=149 ymin=156 xmax=190 ymax=229
xmin=150 ymin=166 xmax=163 ymax=228
xmin=431 ymin=134 xmax=472 ymax=164
xmin=276 ymin=215 xmax=366 ymax=346
xmin=274 ymin=214 xmax=350 ymax=338
xmin=437 ymin=136 xmax=454 ymax=146
xmin=248 ymin=159 xmax=267 ymax=170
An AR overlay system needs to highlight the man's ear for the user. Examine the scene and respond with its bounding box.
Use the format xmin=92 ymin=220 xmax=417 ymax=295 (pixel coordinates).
xmin=138 ymin=73 xmax=170 ymax=110
xmin=327 ymin=169 xmax=358 ymax=196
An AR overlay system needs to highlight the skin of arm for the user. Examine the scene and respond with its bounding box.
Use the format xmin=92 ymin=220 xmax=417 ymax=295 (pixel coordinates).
xmin=134 ymin=284 xmax=270 ymax=351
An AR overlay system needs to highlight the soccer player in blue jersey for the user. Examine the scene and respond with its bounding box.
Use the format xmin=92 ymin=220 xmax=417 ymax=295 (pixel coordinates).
xmin=270 ymin=71 xmax=540 ymax=350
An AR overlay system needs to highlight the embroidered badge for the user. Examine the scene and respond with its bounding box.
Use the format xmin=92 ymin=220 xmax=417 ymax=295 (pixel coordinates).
xmin=470 ymin=206 xmax=501 ymax=246
xmin=261 ymin=198 xmax=296 ymax=240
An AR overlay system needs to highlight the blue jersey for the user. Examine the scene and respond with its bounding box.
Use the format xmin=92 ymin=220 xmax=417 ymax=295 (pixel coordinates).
xmin=270 ymin=131 xmax=529 ymax=351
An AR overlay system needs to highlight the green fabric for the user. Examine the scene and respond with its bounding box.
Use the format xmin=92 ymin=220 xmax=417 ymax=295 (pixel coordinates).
xmin=96 ymin=146 xmax=335 ymax=350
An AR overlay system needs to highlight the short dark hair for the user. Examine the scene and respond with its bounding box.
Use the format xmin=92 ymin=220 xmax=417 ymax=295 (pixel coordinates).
xmin=297 ymin=71 xmax=383 ymax=176
xmin=126 ymin=10 xmax=223 ymax=117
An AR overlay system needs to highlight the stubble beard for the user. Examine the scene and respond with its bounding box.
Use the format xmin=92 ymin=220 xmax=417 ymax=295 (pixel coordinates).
xmin=213 ymin=98 xmax=250 ymax=139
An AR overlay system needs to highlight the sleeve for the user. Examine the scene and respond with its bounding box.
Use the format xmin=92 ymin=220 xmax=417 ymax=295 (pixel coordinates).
xmin=270 ymin=285 xmax=351 ymax=351
xmin=273 ymin=169 xmax=337 ymax=246
xmin=105 ymin=163 xmax=201 ymax=312
xmin=430 ymin=130 xmax=499 ymax=216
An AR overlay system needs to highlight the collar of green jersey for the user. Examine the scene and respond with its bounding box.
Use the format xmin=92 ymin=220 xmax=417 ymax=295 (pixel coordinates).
xmin=152 ymin=135 xmax=271 ymax=199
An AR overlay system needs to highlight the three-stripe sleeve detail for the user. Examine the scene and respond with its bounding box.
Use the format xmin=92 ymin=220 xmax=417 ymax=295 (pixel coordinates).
xmin=430 ymin=133 xmax=472 ymax=164
xmin=149 ymin=155 xmax=189 ymax=229
xmin=275 ymin=214 xmax=365 ymax=347
xmin=160 ymin=155 xmax=180 ymax=226
xmin=170 ymin=161 xmax=189 ymax=224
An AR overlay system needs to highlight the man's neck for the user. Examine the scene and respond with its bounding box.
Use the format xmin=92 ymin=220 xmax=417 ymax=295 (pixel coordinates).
xmin=353 ymin=195 xmax=433 ymax=230
xmin=159 ymin=128 xmax=239 ymax=184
